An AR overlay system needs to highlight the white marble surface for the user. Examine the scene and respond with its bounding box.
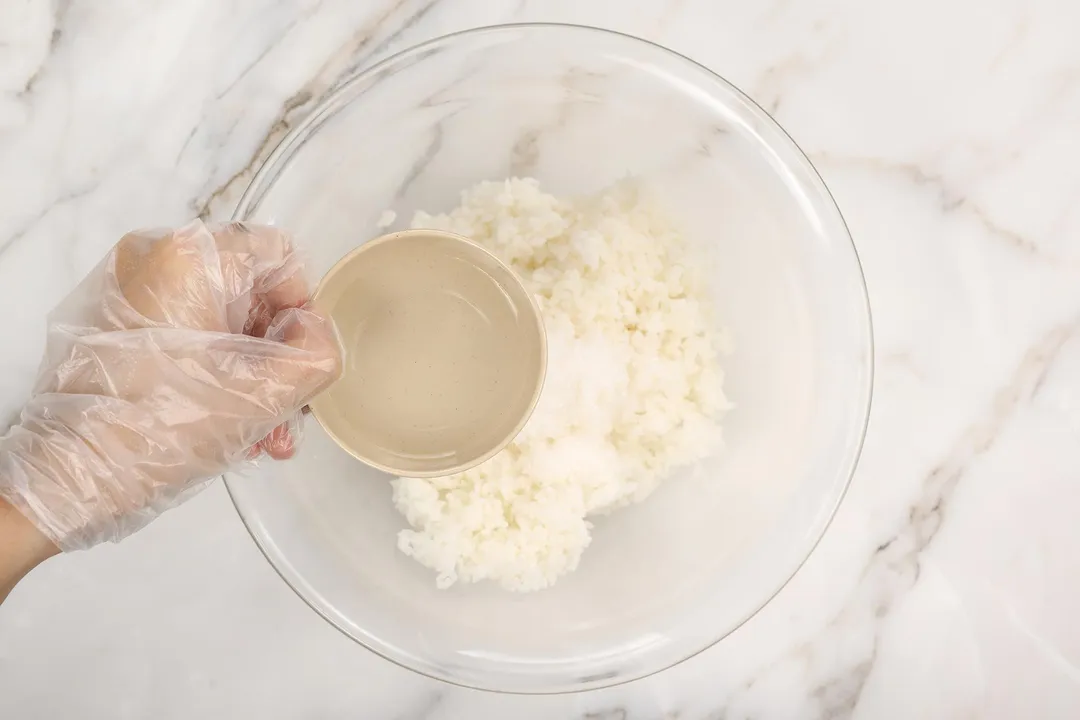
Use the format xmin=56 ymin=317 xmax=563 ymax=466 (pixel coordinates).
xmin=2 ymin=0 xmax=1080 ymax=717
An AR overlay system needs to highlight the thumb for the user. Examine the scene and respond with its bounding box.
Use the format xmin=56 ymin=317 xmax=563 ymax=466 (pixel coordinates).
xmin=259 ymin=305 xmax=344 ymax=410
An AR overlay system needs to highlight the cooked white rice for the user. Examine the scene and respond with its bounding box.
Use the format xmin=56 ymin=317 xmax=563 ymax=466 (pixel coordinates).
xmin=391 ymin=178 xmax=729 ymax=592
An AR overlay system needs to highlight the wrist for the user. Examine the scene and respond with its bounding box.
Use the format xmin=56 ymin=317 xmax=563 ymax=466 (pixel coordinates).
xmin=0 ymin=494 xmax=59 ymax=602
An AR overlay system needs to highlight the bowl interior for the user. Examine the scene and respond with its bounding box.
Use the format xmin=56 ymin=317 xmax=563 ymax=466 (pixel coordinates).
xmin=310 ymin=229 xmax=546 ymax=477
xmin=226 ymin=24 xmax=871 ymax=693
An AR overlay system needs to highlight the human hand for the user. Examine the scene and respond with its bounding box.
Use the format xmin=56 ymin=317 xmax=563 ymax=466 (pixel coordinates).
xmin=0 ymin=221 xmax=342 ymax=552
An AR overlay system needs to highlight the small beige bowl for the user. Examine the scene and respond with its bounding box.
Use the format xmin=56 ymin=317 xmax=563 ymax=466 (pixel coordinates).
xmin=309 ymin=229 xmax=546 ymax=477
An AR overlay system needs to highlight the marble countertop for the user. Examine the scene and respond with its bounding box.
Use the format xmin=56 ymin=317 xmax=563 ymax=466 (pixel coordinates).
xmin=2 ymin=0 xmax=1080 ymax=718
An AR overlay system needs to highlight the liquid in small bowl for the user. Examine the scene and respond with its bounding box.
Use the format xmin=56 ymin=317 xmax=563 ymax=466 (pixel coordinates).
xmin=309 ymin=229 xmax=547 ymax=477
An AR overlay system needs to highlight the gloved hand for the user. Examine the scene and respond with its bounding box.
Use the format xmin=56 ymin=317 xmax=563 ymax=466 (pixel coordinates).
xmin=0 ymin=221 xmax=342 ymax=551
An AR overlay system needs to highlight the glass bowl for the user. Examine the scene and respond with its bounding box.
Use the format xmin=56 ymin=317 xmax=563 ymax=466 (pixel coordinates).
xmin=225 ymin=23 xmax=873 ymax=693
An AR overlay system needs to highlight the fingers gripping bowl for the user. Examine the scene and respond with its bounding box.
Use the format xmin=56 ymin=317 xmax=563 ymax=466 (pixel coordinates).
xmin=224 ymin=24 xmax=873 ymax=693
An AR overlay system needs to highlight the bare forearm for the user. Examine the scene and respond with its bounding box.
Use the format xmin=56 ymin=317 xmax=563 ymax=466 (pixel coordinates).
xmin=0 ymin=495 xmax=58 ymax=604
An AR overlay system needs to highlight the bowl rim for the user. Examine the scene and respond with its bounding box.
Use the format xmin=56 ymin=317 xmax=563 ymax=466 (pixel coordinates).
xmin=225 ymin=21 xmax=875 ymax=695
xmin=307 ymin=228 xmax=548 ymax=478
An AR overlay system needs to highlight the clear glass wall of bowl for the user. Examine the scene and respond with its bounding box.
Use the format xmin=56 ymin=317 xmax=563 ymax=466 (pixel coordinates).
xmin=225 ymin=24 xmax=872 ymax=693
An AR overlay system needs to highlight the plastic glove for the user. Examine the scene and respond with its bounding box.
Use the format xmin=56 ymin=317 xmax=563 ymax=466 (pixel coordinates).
xmin=0 ymin=221 xmax=342 ymax=551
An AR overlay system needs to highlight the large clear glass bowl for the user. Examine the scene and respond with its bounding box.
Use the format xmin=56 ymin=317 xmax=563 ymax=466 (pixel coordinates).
xmin=225 ymin=23 xmax=873 ymax=693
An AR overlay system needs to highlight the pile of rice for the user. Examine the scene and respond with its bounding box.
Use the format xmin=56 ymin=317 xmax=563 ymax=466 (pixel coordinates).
xmin=391 ymin=178 xmax=729 ymax=592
